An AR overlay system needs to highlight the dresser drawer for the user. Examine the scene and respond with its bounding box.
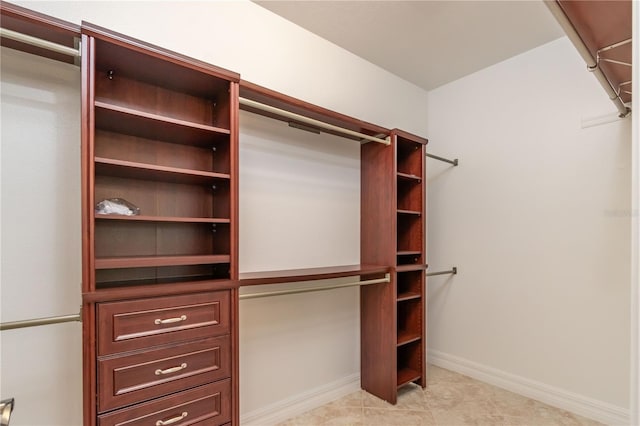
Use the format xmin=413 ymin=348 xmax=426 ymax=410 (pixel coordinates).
xmin=98 ymin=336 xmax=230 ymax=413
xmin=98 ymin=291 xmax=230 ymax=355
xmin=98 ymin=380 xmax=231 ymax=426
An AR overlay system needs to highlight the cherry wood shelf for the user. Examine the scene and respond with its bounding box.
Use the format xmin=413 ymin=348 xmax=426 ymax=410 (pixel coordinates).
xmin=239 ymin=264 xmax=389 ymax=286
xmin=397 ymin=330 xmax=422 ymax=346
xmin=397 ymin=291 xmax=421 ymax=302
xmin=396 ymin=264 xmax=428 ymax=272
xmin=83 ymin=278 xmax=236 ymax=303
xmin=95 ymin=101 xmax=230 ymax=146
xmin=397 ymin=368 xmax=422 ymax=388
xmin=95 ymin=157 xmax=230 ymax=184
xmin=95 ymin=254 xmax=230 ymax=269
xmin=397 ymin=172 xmax=422 ymax=182
xmin=95 ymin=214 xmax=230 ymax=224
xmin=397 ymin=209 xmax=421 ymax=216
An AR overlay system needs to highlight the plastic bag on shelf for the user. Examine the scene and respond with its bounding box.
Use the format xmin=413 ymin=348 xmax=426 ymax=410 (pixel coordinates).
xmin=95 ymin=198 xmax=140 ymax=216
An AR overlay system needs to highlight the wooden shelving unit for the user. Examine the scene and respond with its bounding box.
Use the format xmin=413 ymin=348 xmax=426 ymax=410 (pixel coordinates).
xmin=1 ymin=4 xmax=433 ymax=421
xmin=80 ymin=22 xmax=240 ymax=426
xmin=361 ymin=128 xmax=427 ymax=404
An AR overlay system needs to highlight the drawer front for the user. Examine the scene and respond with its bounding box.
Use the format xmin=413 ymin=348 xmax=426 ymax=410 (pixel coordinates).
xmin=98 ymin=380 xmax=231 ymax=426
xmin=98 ymin=336 xmax=230 ymax=413
xmin=98 ymin=291 xmax=230 ymax=355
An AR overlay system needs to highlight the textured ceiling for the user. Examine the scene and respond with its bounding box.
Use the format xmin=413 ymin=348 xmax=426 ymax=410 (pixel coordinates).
xmin=255 ymin=1 xmax=564 ymax=90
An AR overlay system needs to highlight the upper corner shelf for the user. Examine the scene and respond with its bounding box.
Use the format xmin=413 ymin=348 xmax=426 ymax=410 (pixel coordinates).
xmin=238 ymin=264 xmax=390 ymax=286
xmin=85 ymin=22 xmax=239 ymax=94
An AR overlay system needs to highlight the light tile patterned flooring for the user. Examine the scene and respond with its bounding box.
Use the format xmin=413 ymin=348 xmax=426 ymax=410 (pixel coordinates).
xmin=277 ymin=365 xmax=602 ymax=426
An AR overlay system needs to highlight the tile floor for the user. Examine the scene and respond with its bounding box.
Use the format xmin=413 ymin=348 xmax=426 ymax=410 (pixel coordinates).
xmin=277 ymin=365 xmax=602 ymax=425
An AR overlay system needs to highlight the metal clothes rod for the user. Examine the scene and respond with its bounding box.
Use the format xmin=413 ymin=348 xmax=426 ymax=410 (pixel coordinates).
xmin=426 ymin=267 xmax=457 ymax=277
xmin=0 ymin=27 xmax=80 ymax=58
xmin=239 ymin=97 xmax=391 ymax=146
xmin=0 ymin=312 xmax=81 ymax=331
xmin=426 ymin=152 xmax=458 ymax=166
xmin=239 ymin=273 xmax=391 ymax=300
xmin=543 ymin=1 xmax=630 ymax=118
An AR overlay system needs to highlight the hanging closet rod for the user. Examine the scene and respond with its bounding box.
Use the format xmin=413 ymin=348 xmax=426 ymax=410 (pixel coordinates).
xmin=0 ymin=311 xmax=81 ymax=331
xmin=0 ymin=27 xmax=80 ymax=58
xmin=426 ymin=267 xmax=457 ymax=277
xmin=544 ymin=1 xmax=630 ymax=118
xmin=426 ymin=153 xmax=458 ymax=166
xmin=239 ymin=273 xmax=390 ymax=300
xmin=239 ymin=97 xmax=391 ymax=146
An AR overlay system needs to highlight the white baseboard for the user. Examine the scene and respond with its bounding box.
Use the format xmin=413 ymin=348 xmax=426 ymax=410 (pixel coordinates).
xmin=240 ymin=373 xmax=361 ymax=426
xmin=429 ymin=349 xmax=630 ymax=425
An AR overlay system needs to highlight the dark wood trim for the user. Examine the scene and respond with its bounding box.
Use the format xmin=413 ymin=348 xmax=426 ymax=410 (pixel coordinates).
xmin=80 ymin=33 xmax=95 ymax=426
xmin=82 ymin=279 xmax=236 ymax=303
xmin=238 ymin=264 xmax=390 ymax=286
xmin=239 ymin=80 xmax=390 ymax=140
xmin=391 ymin=128 xmax=429 ymax=145
xmin=81 ymin=21 xmax=239 ymax=82
xmin=230 ymin=82 xmax=239 ymax=282
xmin=95 ymin=254 xmax=230 ymax=269
xmin=0 ymin=1 xmax=79 ymax=63
xmin=95 ymin=214 xmax=230 ymax=224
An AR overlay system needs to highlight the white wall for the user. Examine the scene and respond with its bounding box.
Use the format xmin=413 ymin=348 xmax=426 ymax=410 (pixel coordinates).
xmin=3 ymin=1 xmax=430 ymax=424
xmin=0 ymin=47 xmax=82 ymax=425
xmin=426 ymin=37 xmax=631 ymax=423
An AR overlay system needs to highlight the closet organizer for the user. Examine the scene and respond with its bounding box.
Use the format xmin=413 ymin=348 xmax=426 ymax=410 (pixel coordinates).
xmin=0 ymin=3 xmax=428 ymax=425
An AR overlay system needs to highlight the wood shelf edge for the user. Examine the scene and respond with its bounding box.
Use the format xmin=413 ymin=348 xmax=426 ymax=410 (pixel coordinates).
xmin=82 ymin=278 xmax=237 ymax=303
xmin=239 ymin=264 xmax=390 ymax=286
xmin=94 ymin=100 xmax=231 ymax=135
xmin=95 ymin=214 xmax=230 ymax=224
xmin=397 ymin=367 xmax=422 ymax=388
xmin=94 ymin=157 xmax=231 ymax=181
xmin=95 ymin=254 xmax=230 ymax=269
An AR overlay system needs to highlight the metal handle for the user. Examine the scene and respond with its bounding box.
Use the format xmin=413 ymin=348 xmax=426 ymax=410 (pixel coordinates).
xmin=156 ymin=412 xmax=188 ymax=426
xmin=154 ymin=315 xmax=186 ymax=325
xmin=155 ymin=363 xmax=187 ymax=376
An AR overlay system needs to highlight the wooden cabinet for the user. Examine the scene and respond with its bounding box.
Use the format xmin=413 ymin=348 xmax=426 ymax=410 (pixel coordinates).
xmin=80 ymin=22 xmax=239 ymax=426
xmin=361 ymin=129 xmax=427 ymax=404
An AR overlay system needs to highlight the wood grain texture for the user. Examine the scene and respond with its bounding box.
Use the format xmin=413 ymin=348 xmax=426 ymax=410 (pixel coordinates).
xmin=95 ymin=254 xmax=230 ymax=269
xmin=81 ymin=33 xmax=97 ymax=426
xmin=94 ymin=101 xmax=230 ymax=146
xmin=238 ymin=264 xmax=389 ymax=286
xmin=360 ymin=136 xmax=397 ymax=403
xmin=97 ymin=336 xmax=231 ymax=412
xmin=97 ymin=380 xmax=231 ymax=426
xmin=97 ymin=291 xmax=230 ymax=355
xmin=83 ymin=279 xmax=236 ymax=303
xmin=82 ymin=21 xmax=239 ymax=84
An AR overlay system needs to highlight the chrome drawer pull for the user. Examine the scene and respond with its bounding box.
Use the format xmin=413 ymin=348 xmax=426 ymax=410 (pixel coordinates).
xmin=155 ymin=363 xmax=187 ymax=376
xmin=156 ymin=412 xmax=188 ymax=426
xmin=154 ymin=315 xmax=187 ymax=325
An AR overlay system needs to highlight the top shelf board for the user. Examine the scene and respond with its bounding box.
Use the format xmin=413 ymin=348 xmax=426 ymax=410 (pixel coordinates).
xmin=239 ymin=264 xmax=390 ymax=286
xmin=239 ymin=80 xmax=390 ymax=143
xmin=84 ymin=22 xmax=239 ymax=98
